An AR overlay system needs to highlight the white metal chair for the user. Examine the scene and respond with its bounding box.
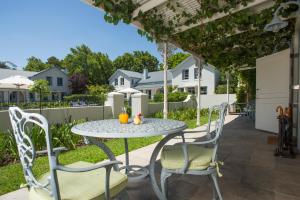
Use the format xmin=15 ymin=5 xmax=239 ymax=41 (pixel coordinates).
xmin=159 ymin=103 xmax=228 ymax=200
xmin=8 ymin=107 xmax=128 ymax=200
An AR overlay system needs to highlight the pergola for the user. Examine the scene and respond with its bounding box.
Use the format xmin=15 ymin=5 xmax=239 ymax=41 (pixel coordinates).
xmin=84 ymin=0 xmax=298 ymax=133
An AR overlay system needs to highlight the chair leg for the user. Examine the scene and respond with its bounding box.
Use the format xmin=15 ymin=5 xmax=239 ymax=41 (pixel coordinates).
xmin=208 ymin=175 xmax=217 ymax=200
xmin=161 ymin=169 xmax=172 ymax=199
xmin=210 ymin=173 xmax=222 ymax=200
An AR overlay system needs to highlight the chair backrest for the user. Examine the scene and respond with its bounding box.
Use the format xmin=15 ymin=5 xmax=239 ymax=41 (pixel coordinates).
xmin=210 ymin=103 xmax=228 ymax=161
xmin=8 ymin=107 xmax=54 ymax=193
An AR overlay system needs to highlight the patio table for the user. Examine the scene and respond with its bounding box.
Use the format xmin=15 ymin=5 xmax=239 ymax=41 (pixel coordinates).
xmin=71 ymin=118 xmax=186 ymax=183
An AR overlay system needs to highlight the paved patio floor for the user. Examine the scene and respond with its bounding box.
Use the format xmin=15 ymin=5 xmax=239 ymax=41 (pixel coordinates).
xmin=1 ymin=115 xmax=300 ymax=200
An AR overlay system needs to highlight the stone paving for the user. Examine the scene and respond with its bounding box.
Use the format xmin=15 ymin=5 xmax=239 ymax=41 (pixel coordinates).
xmin=1 ymin=115 xmax=300 ymax=200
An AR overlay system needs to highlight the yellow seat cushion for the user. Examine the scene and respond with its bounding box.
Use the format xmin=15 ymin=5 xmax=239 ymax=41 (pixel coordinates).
xmin=29 ymin=161 xmax=127 ymax=200
xmin=161 ymin=144 xmax=213 ymax=170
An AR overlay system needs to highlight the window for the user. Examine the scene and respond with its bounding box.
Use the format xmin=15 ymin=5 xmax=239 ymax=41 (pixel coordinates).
xmin=57 ymin=77 xmax=63 ymax=86
xmin=201 ymin=86 xmax=207 ymax=95
xmin=114 ymin=78 xmax=118 ymax=86
xmin=0 ymin=92 xmax=4 ymax=102
xmin=46 ymin=76 xmax=52 ymax=86
xmin=146 ymin=90 xmax=152 ymax=99
xmin=178 ymin=88 xmax=184 ymax=92
xmin=187 ymin=87 xmax=195 ymax=94
xmin=120 ymin=77 xmax=124 ymax=85
xmin=131 ymin=79 xmax=134 ymax=85
xmin=194 ymin=68 xmax=199 ymax=79
xmin=182 ymin=69 xmax=189 ymax=80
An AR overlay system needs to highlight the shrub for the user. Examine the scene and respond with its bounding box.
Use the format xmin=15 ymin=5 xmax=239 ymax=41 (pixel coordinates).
xmin=64 ymin=94 xmax=106 ymax=104
xmin=168 ymin=92 xmax=188 ymax=102
xmin=0 ymin=119 xmax=85 ymax=166
xmin=215 ymin=84 xmax=235 ymax=94
xmin=236 ymin=86 xmax=247 ymax=103
xmin=152 ymin=107 xmax=211 ymax=121
xmin=153 ymin=92 xmax=188 ymax=102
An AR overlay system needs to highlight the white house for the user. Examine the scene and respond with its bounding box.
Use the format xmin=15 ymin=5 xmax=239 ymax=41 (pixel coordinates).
xmin=0 ymin=66 xmax=70 ymax=103
xmin=109 ymin=56 xmax=220 ymax=99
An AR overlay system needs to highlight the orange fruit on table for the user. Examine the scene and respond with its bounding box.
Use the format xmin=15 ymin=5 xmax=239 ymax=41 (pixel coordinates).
xmin=119 ymin=113 xmax=129 ymax=124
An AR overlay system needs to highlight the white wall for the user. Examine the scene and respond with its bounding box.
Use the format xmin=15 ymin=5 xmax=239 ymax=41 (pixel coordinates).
xmin=255 ymin=49 xmax=290 ymax=133
xmin=171 ymin=57 xmax=218 ymax=95
xmin=0 ymin=106 xmax=112 ymax=132
xmin=199 ymin=94 xmax=236 ymax=108
xmin=145 ymin=94 xmax=235 ymax=116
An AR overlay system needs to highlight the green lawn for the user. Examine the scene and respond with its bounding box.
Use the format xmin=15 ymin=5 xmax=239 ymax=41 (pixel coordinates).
xmin=0 ymin=116 xmax=212 ymax=195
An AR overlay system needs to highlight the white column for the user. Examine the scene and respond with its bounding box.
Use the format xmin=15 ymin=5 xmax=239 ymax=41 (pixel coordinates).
xmin=131 ymin=93 xmax=149 ymax=117
xmin=163 ymin=42 xmax=168 ymax=119
xmin=194 ymin=56 xmax=203 ymax=127
xmin=105 ymin=92 xmax=125 ymax=118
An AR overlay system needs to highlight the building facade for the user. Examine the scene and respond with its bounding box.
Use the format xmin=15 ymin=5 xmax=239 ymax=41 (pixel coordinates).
xmin=109 ymin=56 xmax=220 ymax=99
xmin=0 ymin=66 xmax=70 ymax=103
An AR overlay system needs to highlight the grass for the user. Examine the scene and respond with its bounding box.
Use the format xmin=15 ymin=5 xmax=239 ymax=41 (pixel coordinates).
xmin=0 ymin=115 xmax=213 ymax=195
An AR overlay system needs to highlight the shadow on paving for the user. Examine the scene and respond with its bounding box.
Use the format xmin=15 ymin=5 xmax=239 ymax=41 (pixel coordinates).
xmin=127 ymin=116 xmax=300 ymax=200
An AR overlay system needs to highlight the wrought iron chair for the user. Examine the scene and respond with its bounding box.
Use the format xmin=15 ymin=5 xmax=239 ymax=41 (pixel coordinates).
xmin=8 ymin=107 xmax=128 ymax=200
xmin=159 ymin=103 xmax=228 ymax=200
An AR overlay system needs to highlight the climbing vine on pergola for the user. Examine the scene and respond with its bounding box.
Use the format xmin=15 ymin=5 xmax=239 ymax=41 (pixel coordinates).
xmin=92 ymin=0 xmax=295 ymax=70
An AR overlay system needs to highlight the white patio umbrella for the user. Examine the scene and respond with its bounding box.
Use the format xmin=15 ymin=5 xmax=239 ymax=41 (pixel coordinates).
xmin=117 ymin=88 xmax=141 ymax=94
xmin=0 ymin=75 xmax=34 ymax=104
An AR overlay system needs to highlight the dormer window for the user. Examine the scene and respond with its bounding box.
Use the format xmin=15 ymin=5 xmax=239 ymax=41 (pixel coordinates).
xmin=114 ymin=78 xmax=118 ymax=86
xmin=182 ymin=69 xmax=189 ymax=80
xmin=120 ymin=77 xmax=124 ymax=85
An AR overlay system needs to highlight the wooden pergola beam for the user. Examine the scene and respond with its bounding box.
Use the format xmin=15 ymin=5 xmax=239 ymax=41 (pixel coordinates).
xmin=132 ymin=0 xmax=168 ymax=18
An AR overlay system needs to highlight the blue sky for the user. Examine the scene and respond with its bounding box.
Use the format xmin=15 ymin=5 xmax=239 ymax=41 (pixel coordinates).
xmin=0 ymin=0 xmax=163 ymax=69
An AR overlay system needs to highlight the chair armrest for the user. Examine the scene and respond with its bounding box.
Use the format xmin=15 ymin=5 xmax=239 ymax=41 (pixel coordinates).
xmin=36 ymin=147 xmax=68 ymax=155
xmin=182 ymin=130 xmax=208 ymax=134
xmin=55 ymin=160 xmax=122 ymax=173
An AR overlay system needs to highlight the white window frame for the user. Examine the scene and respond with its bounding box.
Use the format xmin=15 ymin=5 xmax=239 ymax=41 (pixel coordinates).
xmin=120 ymin=77 xmax=125 ymax=85
xmin=182 ymin=69 xmax=189 ymax=80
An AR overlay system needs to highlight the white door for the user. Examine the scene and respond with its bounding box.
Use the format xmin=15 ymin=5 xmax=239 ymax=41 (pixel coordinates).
xmin=255 ymin=49 xmax=290 ymax=133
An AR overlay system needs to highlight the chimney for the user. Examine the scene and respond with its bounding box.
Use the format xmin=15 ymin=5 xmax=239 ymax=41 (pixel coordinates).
xmin=143 ymin=68 xmax=148 ymax=79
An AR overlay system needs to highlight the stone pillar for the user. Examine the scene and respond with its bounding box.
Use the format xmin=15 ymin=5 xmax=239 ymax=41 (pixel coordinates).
xmin=131 ymin=93 xmax=148 ymax=117
xmin=105 ymin=92 xmax=124 ymax=118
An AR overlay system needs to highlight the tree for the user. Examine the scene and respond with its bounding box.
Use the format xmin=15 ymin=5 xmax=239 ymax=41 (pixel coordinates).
xmin=29 ymin=80 xmax=50 ymax=113
xmin=46 ymin=56 xmax=62 ymax=68
xmin=87 ymin=84 xmax=114 ymax=96
xmin=24 ymin=57 xmax=48 ymax=72
xmin=63 ymin=45 xmax=114 ymax=85
xmin=113 ymin=51 xmax=159 ymax=72
xmin=69 ymin=73 xmax=88 ymax=94
xmin=166 ymin=52 xmax=190 ymax=69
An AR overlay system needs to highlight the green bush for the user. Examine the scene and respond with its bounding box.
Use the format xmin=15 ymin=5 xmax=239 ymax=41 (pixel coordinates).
xmin=0 ymin=120 xmax=85 ymax=167
xmin=152 ymin=107 xmax=211 ymax=121
xmin=0 ymin=132 xmax=18 ymax=166
xmin=153 ymin=93 xmax=163 ymax=102
xmin=64 ymin=94 xmax=106 ymax=104
xmin=215 ymin=84 xmax=235 ymax=94
xmin=153 ymin=92 xmax=188 ymax=102
xmin=236 ymin=86 xmax=247 ymax=103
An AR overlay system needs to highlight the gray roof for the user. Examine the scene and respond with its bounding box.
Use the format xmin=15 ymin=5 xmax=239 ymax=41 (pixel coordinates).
xmin=118 ymin=69 xmax=142 ymax=79
xmin=138 ymin=70 xmax=172 ymax=84
xmin=0 ymin=68 xmax=38 ymax=80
